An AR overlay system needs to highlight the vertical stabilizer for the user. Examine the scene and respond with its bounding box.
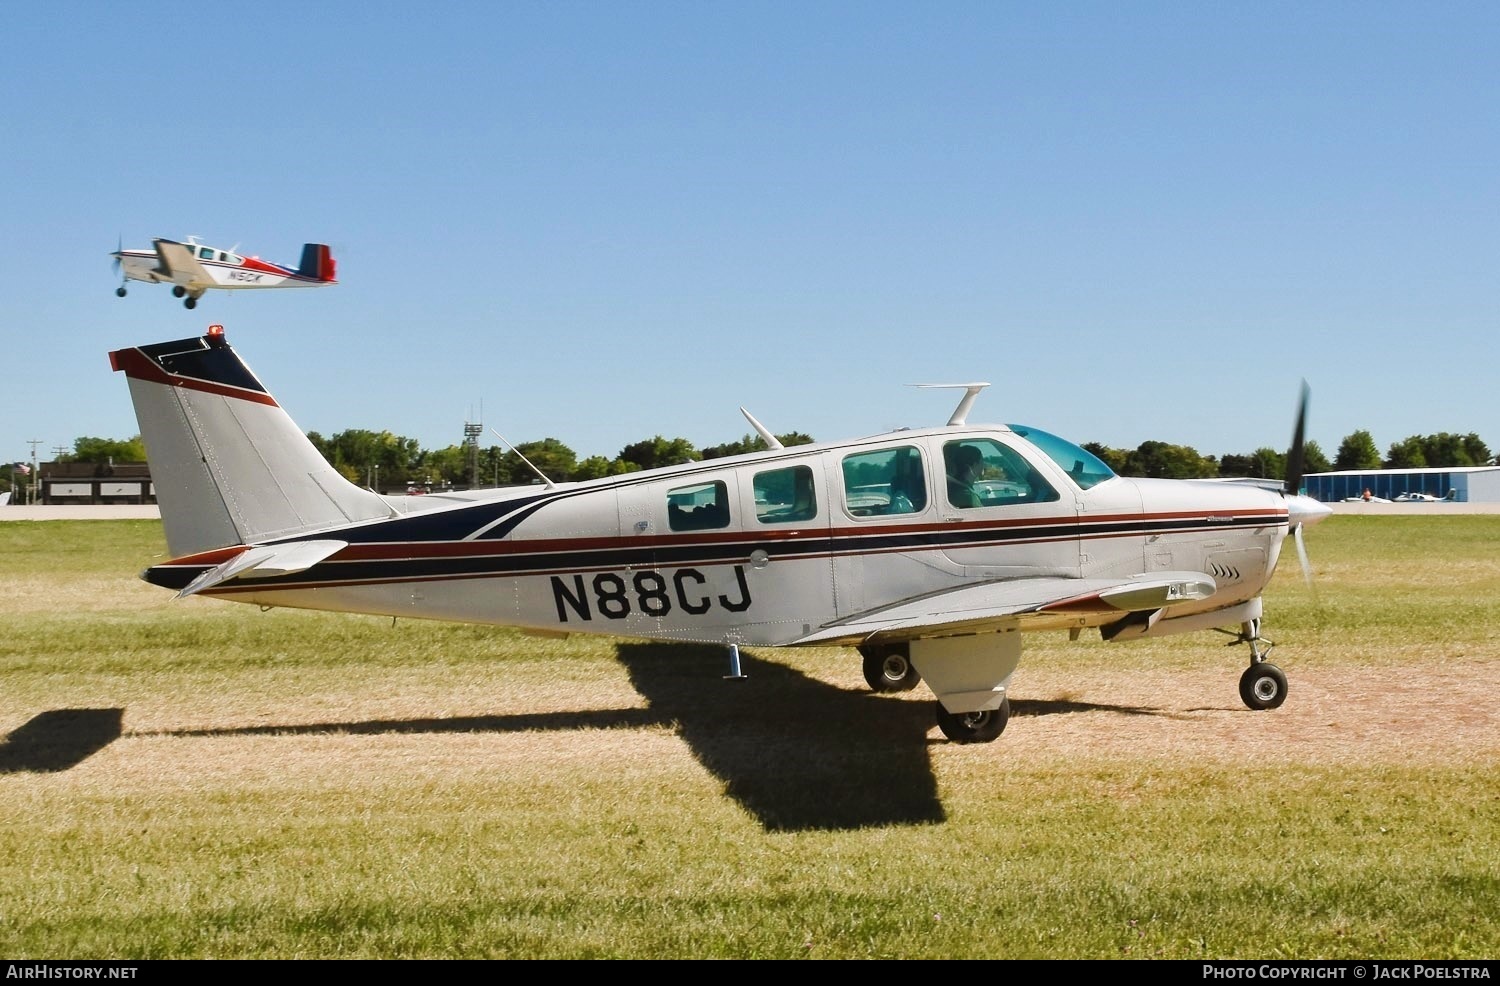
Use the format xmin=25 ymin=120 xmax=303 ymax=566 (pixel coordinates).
xmin=297 ymin=243 xmax=337 ymax=283
xmin=109 ymin=328 xmax=387 ymax=556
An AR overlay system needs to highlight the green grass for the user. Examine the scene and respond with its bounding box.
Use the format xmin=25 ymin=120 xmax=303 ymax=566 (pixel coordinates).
xmin=0 ymin=517 xmax=1497 ymax=958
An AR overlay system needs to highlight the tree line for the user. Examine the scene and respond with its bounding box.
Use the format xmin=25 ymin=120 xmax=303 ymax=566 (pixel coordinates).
xmin=8 ymin=427 xmax=1493 ymax=496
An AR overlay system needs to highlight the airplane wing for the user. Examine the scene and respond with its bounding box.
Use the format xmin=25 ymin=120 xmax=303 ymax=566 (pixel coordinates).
xmin=152 ymin=239 xmax=213 ymax=288
xmin=789 ymin=571 xmax=1216 ymax=646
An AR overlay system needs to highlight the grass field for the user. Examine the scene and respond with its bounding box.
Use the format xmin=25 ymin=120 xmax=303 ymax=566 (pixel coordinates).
xmin=1 ymin=517 xmax=1497 ymax=959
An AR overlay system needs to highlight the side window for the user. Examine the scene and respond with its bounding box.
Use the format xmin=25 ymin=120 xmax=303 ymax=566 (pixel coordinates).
xmin=754 ymin=465 xmax=816 ymax=524
xmin=198 ymin=247 xmax=214 ymax=259
xmin=943 ymin=438 xmax=1060 ymax=509
xmin=667 ymin=480 xmax=730 ymax=531
xmin=841 ymin=446 xmax=927 ymax=517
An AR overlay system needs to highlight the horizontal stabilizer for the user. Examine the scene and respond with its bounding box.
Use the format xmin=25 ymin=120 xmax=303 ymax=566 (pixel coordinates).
xmin=177 ymin=539 xmax=347 ymax=598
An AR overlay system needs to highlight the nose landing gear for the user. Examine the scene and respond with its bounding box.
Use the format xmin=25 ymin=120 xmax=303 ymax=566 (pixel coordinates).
xmin=1222 ymin=617 xmax=1288 ymax=710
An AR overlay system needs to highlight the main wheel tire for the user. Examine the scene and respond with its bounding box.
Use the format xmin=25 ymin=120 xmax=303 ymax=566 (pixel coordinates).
xmin=115 ymin=287 xmax=126 ymax=297
xmin=935 ymin=697 xmax=1009 ymax=744
xmin=172 ymin=286 xmax=186 ymax=298
xmin=860 ymin=644 xmax=921 ymax=693
xmin=184 ymin=297 xmax=197 ymax=310
xmin=1239 ymin=662 xmax=1288 ymax=711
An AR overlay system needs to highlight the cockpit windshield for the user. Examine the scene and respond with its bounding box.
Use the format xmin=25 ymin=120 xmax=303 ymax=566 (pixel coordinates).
xmin=1006 ymin=424 xmax=1116 ymax=490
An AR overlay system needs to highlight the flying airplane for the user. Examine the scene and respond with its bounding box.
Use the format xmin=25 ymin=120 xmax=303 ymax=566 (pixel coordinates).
xmin=110 ymin=237 xmax=336 ymax=309
xmin=109 ymin=325 xmax=1331 ymax=744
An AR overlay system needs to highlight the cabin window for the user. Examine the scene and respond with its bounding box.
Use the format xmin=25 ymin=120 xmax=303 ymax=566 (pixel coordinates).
xmin=841 ymin=446 xmax=927 ymax=517
xmin=667 ymin=480 xmax=730 ymax=531
xmin=943 ymin=438 xmax=1060 ymax=508
xmin=754 ymin=465 xmax=816 ymax=524
xmin=198 ymin=247 xmax=214 ymax=259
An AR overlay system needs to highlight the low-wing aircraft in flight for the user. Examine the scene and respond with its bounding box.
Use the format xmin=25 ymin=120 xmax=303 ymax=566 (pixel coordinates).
xmin=110 ymin=237 xmax=336 ymax=309
xmin=110 ymin=326 xmax=1331 ymax=744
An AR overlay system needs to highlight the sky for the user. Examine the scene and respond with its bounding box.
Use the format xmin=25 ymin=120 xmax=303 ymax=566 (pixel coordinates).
xmin=4 ymin=1 xmax=1498 ymax=469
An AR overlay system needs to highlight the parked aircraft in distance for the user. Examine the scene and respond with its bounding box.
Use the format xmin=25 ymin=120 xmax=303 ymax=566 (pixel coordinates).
xmin=111 ymin=237 xmax=336 ymax=309
xmin=110 ymin=326 xmax=1330 ymax=744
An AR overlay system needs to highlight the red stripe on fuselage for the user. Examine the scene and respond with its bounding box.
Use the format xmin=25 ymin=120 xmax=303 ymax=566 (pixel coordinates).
xmin=152 ymin=506 xmax=1289 ymax=588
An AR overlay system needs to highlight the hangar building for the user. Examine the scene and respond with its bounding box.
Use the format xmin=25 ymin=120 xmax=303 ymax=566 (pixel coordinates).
xmin=1303 ymin=466 xmax=1500 ymax=503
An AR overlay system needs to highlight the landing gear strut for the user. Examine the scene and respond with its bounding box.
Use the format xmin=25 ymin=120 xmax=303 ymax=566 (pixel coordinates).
xmin=1222 ymin=617 xmax=1288 ymax=711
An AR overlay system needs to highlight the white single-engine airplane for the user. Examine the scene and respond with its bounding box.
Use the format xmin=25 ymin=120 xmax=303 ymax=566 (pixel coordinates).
xmin=110 ymin=325 xmax=1331 ymax=743
xmin=111 ymin=237 xmax=336 ymax=309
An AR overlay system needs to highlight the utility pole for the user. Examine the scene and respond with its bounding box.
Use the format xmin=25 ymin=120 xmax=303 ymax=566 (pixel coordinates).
xmin=26 ymin=439 xmax=42 ymax=505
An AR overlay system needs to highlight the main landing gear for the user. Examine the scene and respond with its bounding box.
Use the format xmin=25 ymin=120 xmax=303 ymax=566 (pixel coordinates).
xmin=183 ymin=296 xmax=198 ymax=309
xmin=172 ymin=286 xmax=186 ymax=298
xmin=936 ymin=697 xmax=1010 ymax=744
xmin=858 ymin=641 xmax=921 ymax=693
xmin=1224 ymin=617 xmax=1288 ymax=711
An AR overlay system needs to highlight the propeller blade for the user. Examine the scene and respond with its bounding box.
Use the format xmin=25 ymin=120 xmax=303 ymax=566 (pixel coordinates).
xmin=1285 ymin=379 xmax=1309 ymax=496
xmin=1293 ymin=522 xmax=1313 ymax=587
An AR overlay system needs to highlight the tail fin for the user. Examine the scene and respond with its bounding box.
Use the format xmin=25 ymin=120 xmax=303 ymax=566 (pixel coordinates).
xmin=109 ymin=328 xmax=388 ymax=557
xmin=297 ymin=243 xmax=336 ymax=283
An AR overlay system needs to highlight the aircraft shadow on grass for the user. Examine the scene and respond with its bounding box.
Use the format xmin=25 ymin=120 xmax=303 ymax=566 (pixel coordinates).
xmin=2 ymin=644 xmax=1176 ymax=831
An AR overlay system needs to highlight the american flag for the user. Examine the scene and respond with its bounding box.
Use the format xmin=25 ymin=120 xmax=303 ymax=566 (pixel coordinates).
xmin=12 ymin=462 xmax=29 ymax=475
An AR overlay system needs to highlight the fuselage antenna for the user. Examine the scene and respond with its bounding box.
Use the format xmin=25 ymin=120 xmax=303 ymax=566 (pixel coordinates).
xmin=739 ymin=407 xmax=784 ymax=450
xmin=911 ymin=382 xmax=991 ymax=426
xmin=490 ymin=428 xmax=557 ymax=489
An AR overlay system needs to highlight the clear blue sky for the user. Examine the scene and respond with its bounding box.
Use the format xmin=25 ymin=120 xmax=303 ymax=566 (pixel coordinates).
xmin=4 ymin=2 xmax=1497 ymax=468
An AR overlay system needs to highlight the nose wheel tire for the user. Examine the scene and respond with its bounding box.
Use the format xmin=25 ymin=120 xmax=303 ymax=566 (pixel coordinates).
xmin=1239 ymin=662 xmax=1288 ymax=710
xmin=115 ymin=287 xmax=127 ymax=297
xmin=936 ymin=697 xmax=1010 ymax=743
xmin=860 ymin=644 xmax=921 ymax=693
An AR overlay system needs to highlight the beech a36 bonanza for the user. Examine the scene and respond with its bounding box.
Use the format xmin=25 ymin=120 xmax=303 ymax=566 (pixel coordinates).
xmin=111 ymin=237 xmax=336 ymax=309
xmin=110 ymin=326 xmax=1330 ymax=743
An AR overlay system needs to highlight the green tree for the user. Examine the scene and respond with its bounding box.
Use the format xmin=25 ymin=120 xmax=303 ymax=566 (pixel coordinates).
xmin=1460 ymin=433 xmax=1493 ymax=466
xmin=619 ymin=436 xmax=700 ymax=470
xmin=573 ymin=455 xmax=638 ymax=480
xmin=702 ymin=431 xmax=815 ymax=460
xmin=1333 ymin=430 xmax=1381 ymax=470
xmin=68 ymin=436 xmax=147 ymax=463
xmin=1410 ymin=431 xmax=1495 ymax=467
xmin=309 ymin=429 xmax=423 ymax=488
xmin=1120 ymin=441 xmax=1216 ymax=479
xmin=497 ymin=438 xmax=578 ymax=485
xmin=1303 ymin=440 xmax=1331 ymax=475
xmin=1384 ymin=437 xmax=1427 ymax=469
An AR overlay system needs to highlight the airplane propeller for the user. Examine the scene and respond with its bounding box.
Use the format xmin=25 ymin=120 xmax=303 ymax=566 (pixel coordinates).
xmin=1282 ymin=379 xmax=1329 ymax=590
xmin=111 ymin=235 xmax=128 ymax=297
